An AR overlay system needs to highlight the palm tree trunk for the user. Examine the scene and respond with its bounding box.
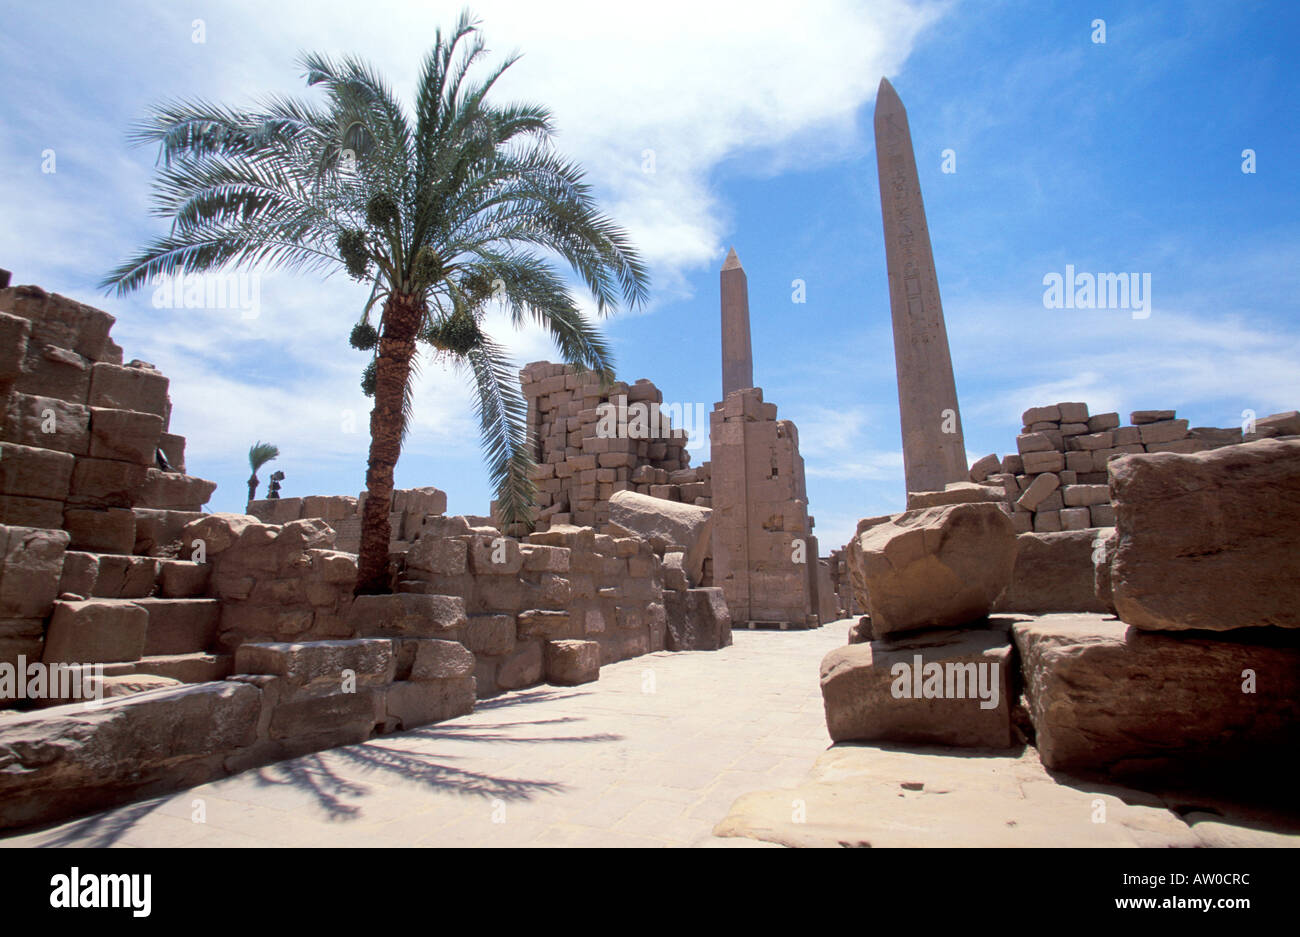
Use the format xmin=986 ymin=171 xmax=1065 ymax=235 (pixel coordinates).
xmin=355 ymin=293 xmax=423 ymax=595
xmin=247 ymin=473 xmax=259 ymax=505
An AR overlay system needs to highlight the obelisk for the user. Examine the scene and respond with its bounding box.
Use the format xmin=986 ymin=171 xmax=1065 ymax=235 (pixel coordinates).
xmin=873 ymin=77 xmax=968 ymax=495
xmin=720 ymin=247 xmax=754 ymax=397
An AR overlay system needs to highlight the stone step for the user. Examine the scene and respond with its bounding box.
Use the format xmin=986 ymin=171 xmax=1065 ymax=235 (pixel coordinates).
xmin=132 ymin=597 xmax=220 ymax=656
xmin=156 ymin=559 xmax=210 ymax=597
xmin=107 ymin=651 xmax=231 ymax=684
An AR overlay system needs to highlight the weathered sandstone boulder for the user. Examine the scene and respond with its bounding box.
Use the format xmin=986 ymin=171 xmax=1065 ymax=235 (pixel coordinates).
xmin=994 ymin=529 xmax=1111 ymax=614
xmin=543 ymin=639 xmax=601 ymax=686
xmin=1014 ymin=614 xmax=1300 ymax=777
xmin=0 ymin=524 xmax=69 ymax=620
xmin=608 ymin=490 xmax=712 ymax=585
xmin=1110 ymin=438 xmax=1300 ymax=631
xmin=662 ymin=587 xmax=732 ymax=651
xmin=0 ymin=681 xmax=261 ymax=830
xmin=845 ymin=502 xmax=1016 ymax=637
xmin=820 ymin=627 xmax=1014 ymax=748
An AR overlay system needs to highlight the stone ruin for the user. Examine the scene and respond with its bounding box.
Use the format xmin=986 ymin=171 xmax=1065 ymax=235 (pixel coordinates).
xmin=828 ymin=433 xmax=1300 ymax=781
xmin=818 ymin=78 xmax=1300 ymax=796
xmin=964 ymin=401 xmax=1288 ymax=534
xmin=708 ymin=250 xmax=822 ymax=629
xmin=0 ymin=279 xmax=744 ymax=830
xmin=521 ymin=361 xmax=703 ymax=530
xmin=247 ymin=486 xmax=449 ymax=555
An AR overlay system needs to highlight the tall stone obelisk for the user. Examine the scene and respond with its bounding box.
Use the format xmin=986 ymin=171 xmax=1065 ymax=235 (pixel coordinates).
xmin=873 ymin=77 xmax=968 ymax=495
xmin=720 ymin=247 xmax=754 ymax=397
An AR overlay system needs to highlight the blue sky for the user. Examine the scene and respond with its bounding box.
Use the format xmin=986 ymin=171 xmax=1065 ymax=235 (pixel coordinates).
xmin=2 ymin=0 xmax=1297 ymax=551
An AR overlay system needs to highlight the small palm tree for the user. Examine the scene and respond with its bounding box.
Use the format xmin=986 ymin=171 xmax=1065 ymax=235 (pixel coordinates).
xmin=247 ymin=441 xmax=280 ymax=504
xmin=102 ymin=9 xmax=649 ymax=594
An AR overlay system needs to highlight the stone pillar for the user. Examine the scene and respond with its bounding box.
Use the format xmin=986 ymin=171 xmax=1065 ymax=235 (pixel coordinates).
xmin=873 ymin=77 xmax=968 ymax=495
xmin=720 ymin=247 xmax=754 ymax=399
xmin=709 ymin=388 xmax=813 ymax=627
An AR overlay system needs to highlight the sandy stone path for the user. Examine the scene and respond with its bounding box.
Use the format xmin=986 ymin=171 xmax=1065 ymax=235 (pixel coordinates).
xmin=7 ymin=616 xmax=1294 ymax=848
xmin=2 ymin=622 xmax=849 ymax=848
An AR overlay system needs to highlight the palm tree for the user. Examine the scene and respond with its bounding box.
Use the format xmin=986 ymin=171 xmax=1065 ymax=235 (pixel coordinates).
xmin=101 ymin=9 xmax=649 ymax=594
xmin=247 ymin=441 xmax=280 ymax=504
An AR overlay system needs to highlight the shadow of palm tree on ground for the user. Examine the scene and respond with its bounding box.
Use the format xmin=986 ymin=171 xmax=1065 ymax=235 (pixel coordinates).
xmin=250 ymin=696 xmax=623 ymax=821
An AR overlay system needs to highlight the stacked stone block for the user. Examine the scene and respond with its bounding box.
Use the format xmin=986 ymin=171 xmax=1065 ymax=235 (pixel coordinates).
xmin=0 ymin=284 xmax=215 ymax=554
xmin=968 ymin=401 xmax=1286 ymax=535
xmin=247 ymin=486 xmax=446 ymax=555
xmin=709 ymin=386 xmax=816 ymax=627
xmin=521 ymin=362 xmax=704 ymax=529
xmin=394 ymin=517 xmax=667 ymax=694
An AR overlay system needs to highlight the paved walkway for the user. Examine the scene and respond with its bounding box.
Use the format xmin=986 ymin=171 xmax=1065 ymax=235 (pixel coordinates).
xmin=3 ymin=621 xmax=850 ymax=848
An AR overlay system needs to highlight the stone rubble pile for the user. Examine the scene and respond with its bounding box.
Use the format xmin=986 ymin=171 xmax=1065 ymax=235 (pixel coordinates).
xmin=966 ymin=402 xmax=1296 ymax=534
xmin=521 ymin=362 xmax=706 ymax=530
xmin=827 ymin=432 xmax=1300 ymax=783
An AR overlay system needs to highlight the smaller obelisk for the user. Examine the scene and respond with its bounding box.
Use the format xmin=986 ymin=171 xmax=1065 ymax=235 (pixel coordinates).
xmin=720 ymin=247 xmax=754 ymax=398
xmin=874 ymin=77 xmax=968 ymax=495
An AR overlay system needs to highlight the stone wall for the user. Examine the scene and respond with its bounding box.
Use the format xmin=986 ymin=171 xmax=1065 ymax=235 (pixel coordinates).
xmin=248 ymin=486 xmax=447 ymax=555
xmin=0 ymin=284 xmax=215 ymax=553
xmin=966 ymin=402 xmax=1297 ymax=534
xmin=521 ymin=361 xmax=707 ymax=529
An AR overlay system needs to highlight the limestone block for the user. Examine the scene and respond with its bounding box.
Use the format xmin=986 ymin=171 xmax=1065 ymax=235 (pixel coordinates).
xmin=0 ymin=680 xmax=259 ymax=831
xmin=1021 ymin=451 xmax=1063 ymax=474
xmin=516 ymin=609 xmax=571 ymax=639
xmin=820 ymin=628 xmax=1014 ymax=747
xmin=543 ymin=639 xmax=601 ymax=686
xmin=408 ymin=639 xmax=475 ymax=680
xmin=406 ymin=537 xmax=468 ymax=576
xmin=15 ymin=344 xmax=90 ymax=402
xmin=4 ymin=393 xmax=90 ymax=454
xmin=1087 ymin=412 xmax=1120 ymax=432
xmin=133 ymin=469 xmax=216 ymax=511
xmin=496 ymin=640 xmax=543 ymax=689
xmin=1021 ymin=405 xmax=1060 ymax=425
xmin=68 ymin=456 xmax=148 ymax=509
xmin=1061 ymin=484 xmax=1110 ymax=507
xmin=234 ymin=638 xmax=395 ymax=686
xmin=88 ymin=362 xmax=169 ymax=416
xmin=0 ymin=524 xmax=69 ymax=618
xmin=64 ymin=507 xmax=135 ymax=554
xmin=1033 ymin=510 xmax=1061 ymax=533
xmin=385 ymin=676 xmax=474 ymax=730
xmin=465 ymin=614 xmax=515 ymax=657
xmin=348 ymin=593 xmax=468 ymax=637
xmin=994 ymin=530 xmax=1110 ymax=614
xmin=41 ymin=598 xmax=149 ymax=663
xmin=1015 ymin=473 xmax=1058 ymax=512
xmin=1110 ymin=439 xmax=1300 ymax=631
xmin=1014 ymin=614 xmax=1300 ymax=777
xmin=1137 ymin=418 xmax=1189 ymax=445
xmin=662 ymin=586 xmax=732 ymax=650
xmin=1129 ymin=410 xmax=1174 ymax=425
xmin=1056 ymin=402 xmax=1089 ymax=423
xmin=0 ymin=442 xmax=74 ymax=501
xmin=88 ymin=407 xmax=164 ymax=464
